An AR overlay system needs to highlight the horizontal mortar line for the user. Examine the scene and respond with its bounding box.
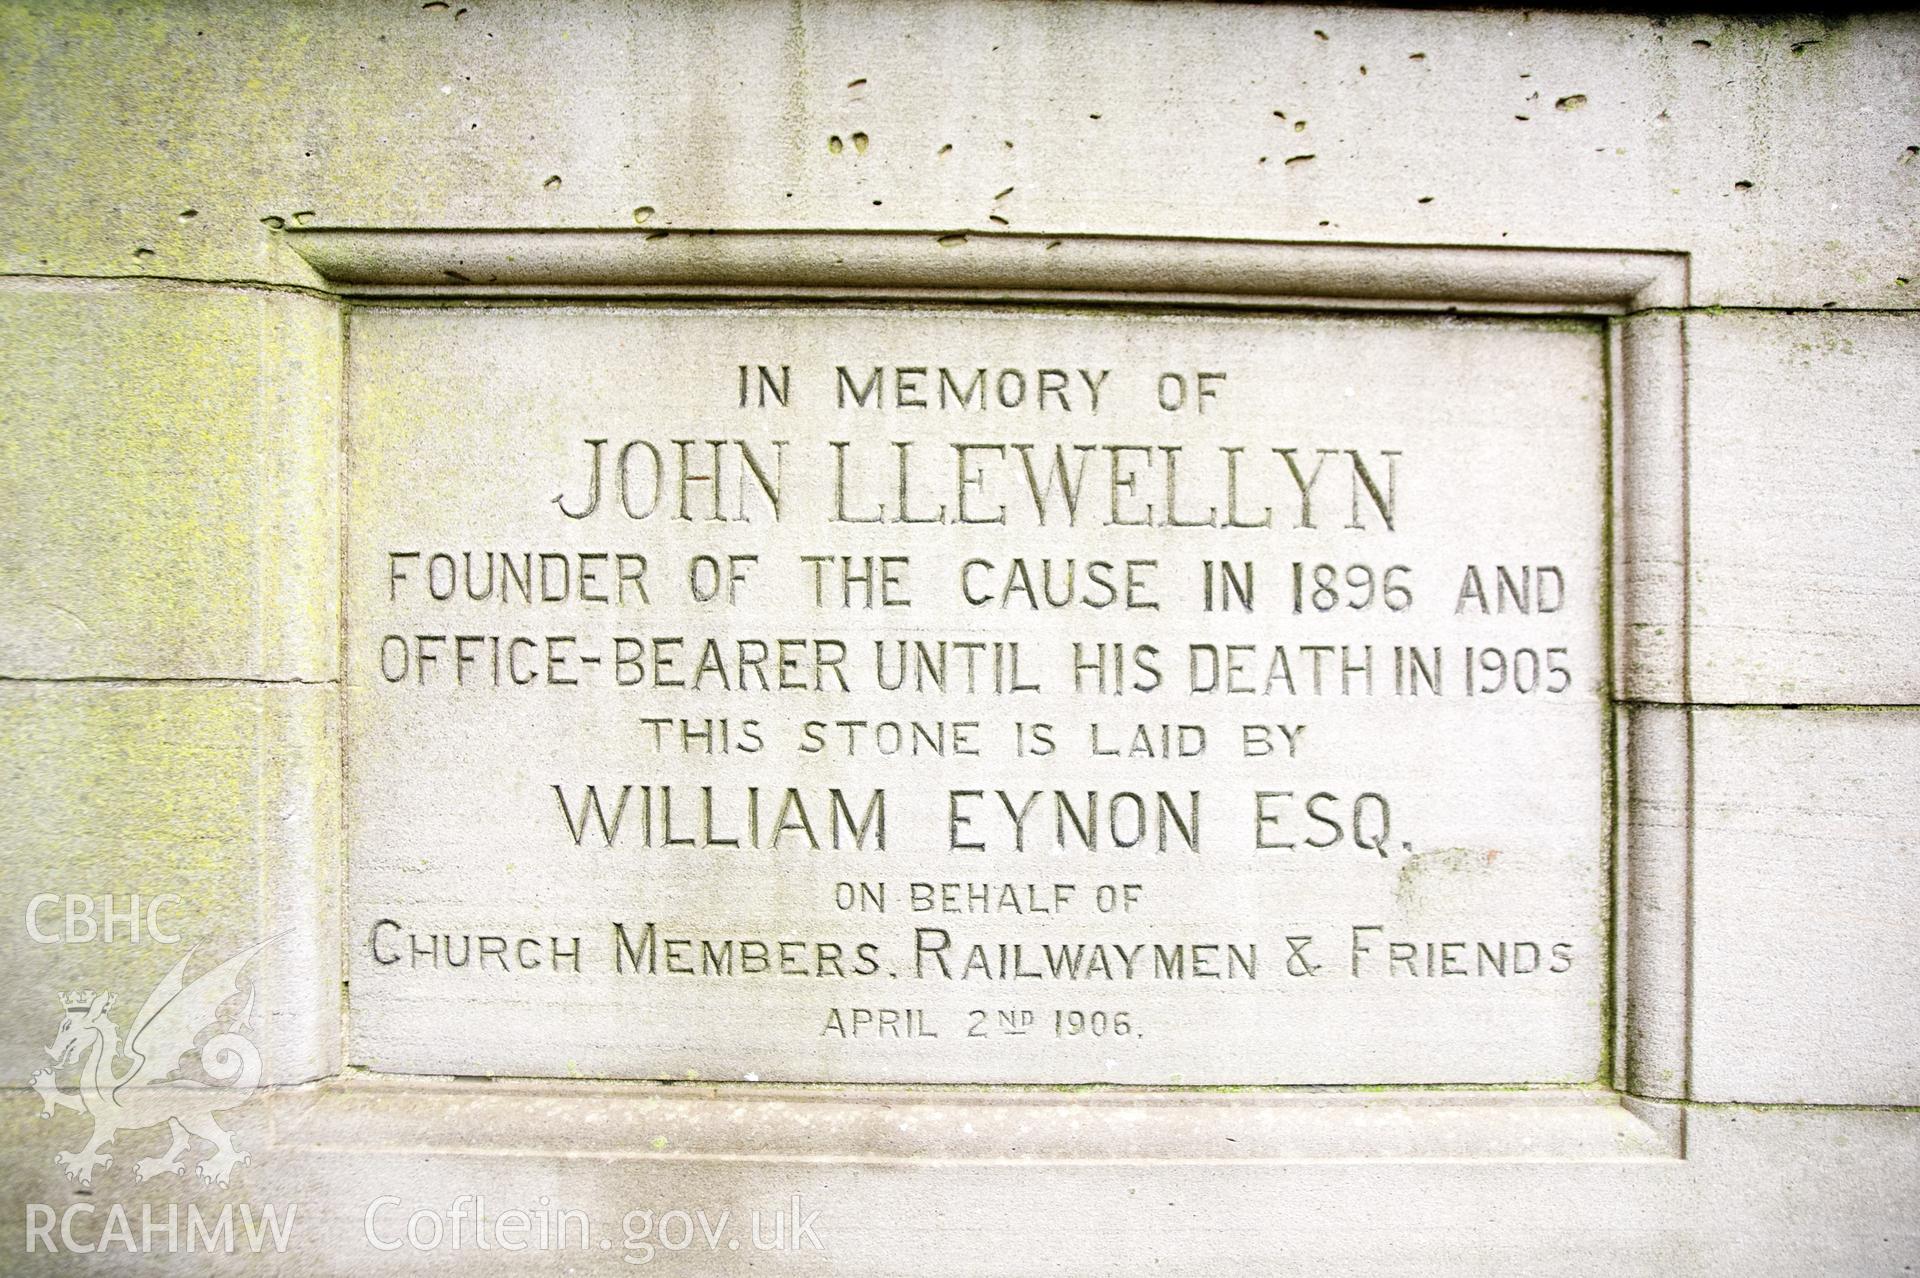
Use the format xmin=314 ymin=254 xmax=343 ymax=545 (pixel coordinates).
xmin=3 ymin=269 xmax=1914 ymax=317
xmin=1 ymin=270 xmax=1599 ymax=313
xmin=1635 ymin=304 xmax=1920 ymax=318
xmin=1630 ymin=1097 xmax=1920 ymax=1115
xmin=0 ymin=674 xmax=335 ymax=688
xmin=1617 ymin=699 xmax=1920 ymax=712
xmin=0 ymin=271 xmax=336 ymax=302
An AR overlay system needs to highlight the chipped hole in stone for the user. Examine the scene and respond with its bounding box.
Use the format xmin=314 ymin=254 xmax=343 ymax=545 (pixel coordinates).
xmin=1417 ymin=195 xmax=1434 ymax=204
xmin=1318 ymin=219 xmax=1330 ymax=226
xmin=1792 ymin=39 xmax=1821 ymax=55
xmin=1002 ymin=139 xmax=1014 ymax=149
xmin=851 ymin=132 xmax=869 ymax=153
xmin=292 ymin=210 xmax=315 ymax=225
xmin=1692 ymin=38 xmax=1711 ymax=48
xmin=1734 ymin=180 xmax=1753 ymax=191
xmin=1088 ymin=113 xmax=1101 ymax=119
xmin=1515 ymin=114 xmax=1531 ymax=121
xmin=1294 ymin=120 xmax=1307 ymax=132
xmin=132 ymin=247 xmax=155 ymax=260
xmin=1313 ymin=29 xmax=1328 ymax=40
xmin=1555 ymin=94 xmax=1587 ymax=111
xmin=422 ymin=1 xmax=448 ymax=9
xmin=543 ymin=175 xmax=561 ymax=189
xmin=443 ymin=268 xmax=469 ymax=281
xmin=1896 ymin=277 xmax=1910 ymax=287
xmin=1409 ymin=52 xmax=1426 ymax=60
xmin=1044 ymin=240 xmax=1062 ymax=251
xmin=1273 ymin=110 xmax=1286 ymax=119
xmin=645 ymin=229 xmax=669 ymax=241
xmin=937 ymin=234 xmax=967 ymax=248
xmin=847 ymin=77 xmax=867 ymax=89
xmin=828 ymin=135 xmax=844 ymax=154
xmin=1285 ymin=153 xmax=1315 ymax=166
xmin=1359 ymin=64 xmax=1367 ymax=74
xmin=632 ymin=206 xmax=655 ymax=225
xmin=988 ymin=214 xmax=1008 ymax=225
xmin=995 ymin=186 xmax=1014 ymax=199
xmin=937 ymin=143 xmax=953 ymax=155
xmin=177 ymin=209 xmax=197 ymax=221
xmin=260 ymin=215 xmax=285 ymax=229
xmin=872 ymin=200 xmax=882 ymax=206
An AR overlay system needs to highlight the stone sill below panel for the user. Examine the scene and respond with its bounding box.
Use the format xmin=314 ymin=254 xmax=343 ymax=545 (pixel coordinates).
xmin=250 ymin=1077 xmax=1683 ymax=1165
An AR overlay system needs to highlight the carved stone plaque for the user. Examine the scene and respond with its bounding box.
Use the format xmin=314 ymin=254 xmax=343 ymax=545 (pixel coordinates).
xmin=344 ymin=304 xmax=1607 ymax=1085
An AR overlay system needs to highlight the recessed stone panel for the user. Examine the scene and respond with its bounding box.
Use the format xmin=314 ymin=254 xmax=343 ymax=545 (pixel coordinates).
xmin=343 ymin=305 xmax=1608 ymax=1085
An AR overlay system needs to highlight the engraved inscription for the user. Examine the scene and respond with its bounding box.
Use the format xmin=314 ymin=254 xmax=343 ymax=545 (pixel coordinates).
xmin=344 ymin=308 xmax=1608 ymax=1085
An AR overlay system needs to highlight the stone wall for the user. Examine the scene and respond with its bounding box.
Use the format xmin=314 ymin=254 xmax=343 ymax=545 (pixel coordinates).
xmin=1 ymin=4 xmax=1915 ymax=1271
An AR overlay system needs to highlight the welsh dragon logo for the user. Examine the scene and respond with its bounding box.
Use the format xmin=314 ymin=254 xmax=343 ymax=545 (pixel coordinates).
xmin=31 ymin=938 xmax=274 ymax=1188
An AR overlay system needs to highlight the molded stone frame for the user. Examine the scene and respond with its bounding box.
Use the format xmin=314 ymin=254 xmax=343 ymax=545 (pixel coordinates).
xmin=283 ymin=229 xmax=1693 ymax=1162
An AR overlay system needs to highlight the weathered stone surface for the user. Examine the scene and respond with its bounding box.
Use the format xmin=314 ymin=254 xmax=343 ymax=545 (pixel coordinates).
xmin=0 ymin=683 xmax=339 ymax=1086
xmin=1687 ymin=310 xmax=1920 ymax=705
xmin=0 ymin=282 xmax=339 ymax=681
xmin=1 ymin=5 xmax=1915 ymax=309
xmin=1692 ymin=708 xmax=1920 ymax=1105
